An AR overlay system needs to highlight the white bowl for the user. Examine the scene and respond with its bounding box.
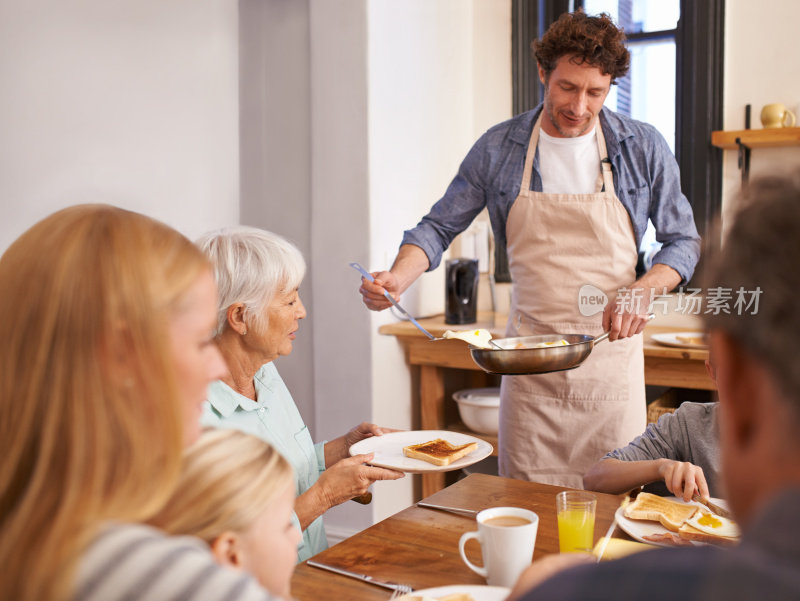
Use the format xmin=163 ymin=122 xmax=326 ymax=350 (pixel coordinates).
xmin=453 ymin=387 xmax=500 ymax=435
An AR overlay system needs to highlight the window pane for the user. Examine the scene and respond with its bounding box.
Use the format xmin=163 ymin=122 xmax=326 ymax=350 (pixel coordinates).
xmin=628 ymin=39 xmax=676 ymax=152
xmin=582 ymin=0 xmax=621 ymax=27
xmin=582 ymin=0 xmax=679 ymax=33
xmin=631 ymin=0 xmax=679 ymax=32
xmin=602 ymin=38 xmax=675 ymax=153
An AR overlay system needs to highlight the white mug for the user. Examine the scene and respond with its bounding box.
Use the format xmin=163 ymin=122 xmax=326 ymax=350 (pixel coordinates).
xmin=458 ymin=506 xmax=539 ymax=587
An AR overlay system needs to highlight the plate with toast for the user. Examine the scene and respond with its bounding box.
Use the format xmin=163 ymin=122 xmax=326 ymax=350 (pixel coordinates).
xmin=393 ymin=584 xmax=510 ymax=601
xmin=651 ymin=331 xmax=708 ymax=349
xmin=616 ymin=492 xmax=739 ymax=548
xmin=349 ymin=430 xmax=493 ymax=473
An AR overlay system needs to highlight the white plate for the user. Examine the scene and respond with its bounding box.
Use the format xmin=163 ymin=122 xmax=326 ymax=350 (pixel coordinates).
xmin=615 ymin=496 xmax=730 ymax=547
xmin=651 ymin=331 xmax=708 ymax=349
xmin=349 ymin=430 xmax=493 ymax=474
xmin=394 ymin=585 xmax=510 ymax=601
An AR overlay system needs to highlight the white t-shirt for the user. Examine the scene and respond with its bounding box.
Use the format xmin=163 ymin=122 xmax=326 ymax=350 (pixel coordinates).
xmin=538 ymin=126 xmax=601 ymax=195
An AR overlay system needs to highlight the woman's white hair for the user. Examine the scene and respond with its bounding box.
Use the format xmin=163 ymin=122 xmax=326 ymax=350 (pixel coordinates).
xmin=196 ymin=226 xmax=306 ymax=336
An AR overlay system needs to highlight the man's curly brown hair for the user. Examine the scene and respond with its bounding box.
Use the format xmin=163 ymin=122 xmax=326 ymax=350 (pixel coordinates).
xmin=533 ymin=10 xmax=629 ymax=83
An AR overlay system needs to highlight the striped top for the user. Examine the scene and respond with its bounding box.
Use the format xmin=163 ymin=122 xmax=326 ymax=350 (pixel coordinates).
xmin=74 ymin=522 xmax=285 ymax=601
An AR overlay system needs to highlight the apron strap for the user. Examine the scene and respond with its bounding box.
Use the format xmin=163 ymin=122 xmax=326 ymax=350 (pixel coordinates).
xmin=519 ymin=116 xmax=542 ymax=195
xmin=595 ymin=120 xmax=614 ymax=193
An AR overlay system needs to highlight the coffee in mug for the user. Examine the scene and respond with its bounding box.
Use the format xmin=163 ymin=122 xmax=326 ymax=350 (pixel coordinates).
xmin=458 ymin=506 xmax=539 ymax=587
xmin=484 ymin=515 xmax=532 ymax=527
xmin=761 ymin=103 xmax=796 ymax=129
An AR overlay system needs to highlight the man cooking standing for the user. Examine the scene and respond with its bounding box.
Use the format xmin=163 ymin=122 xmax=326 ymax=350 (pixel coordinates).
xmin=358 ymin=11 xmax=700 ymax=487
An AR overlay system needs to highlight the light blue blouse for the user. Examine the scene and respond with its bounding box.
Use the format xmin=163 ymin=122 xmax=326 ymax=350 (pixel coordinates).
xmin=201 ymin=362 xmax=328 ymax=562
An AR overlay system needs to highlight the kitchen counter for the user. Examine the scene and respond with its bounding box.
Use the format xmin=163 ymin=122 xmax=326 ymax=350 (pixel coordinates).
xmin=379 ymin=311 xmax=713 ymax=497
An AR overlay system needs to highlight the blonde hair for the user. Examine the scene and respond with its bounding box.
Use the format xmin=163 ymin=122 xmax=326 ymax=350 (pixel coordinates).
xmin=0 ymin=204 xmax=211 ymax=601
xmin=149 ymin=428 xmax=294 ymax=543
xmin=196 ymin=226 xmax=305 ymax=336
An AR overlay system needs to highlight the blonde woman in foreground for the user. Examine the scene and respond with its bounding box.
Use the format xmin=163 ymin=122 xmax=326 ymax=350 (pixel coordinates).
xmin=150 ymin=428 xmax=301 ymax=598
xmin=0 ymin=205 xmax=286 ymax=601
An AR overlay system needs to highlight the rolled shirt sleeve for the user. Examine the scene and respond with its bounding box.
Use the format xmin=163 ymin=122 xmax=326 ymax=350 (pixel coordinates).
xmin=314 ymin=440 xmax=326 ymax=474
xmin=604 ymin=412 xmax=685 ymax=463
xmin=645 ymin=128 xmax=702 ymax=285
xmin=602 ymin=402 xmax=721 ymax=498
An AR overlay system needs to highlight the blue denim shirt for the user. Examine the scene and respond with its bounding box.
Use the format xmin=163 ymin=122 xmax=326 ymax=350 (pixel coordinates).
xmin=402 ymin=105 xmax=701 ymax=284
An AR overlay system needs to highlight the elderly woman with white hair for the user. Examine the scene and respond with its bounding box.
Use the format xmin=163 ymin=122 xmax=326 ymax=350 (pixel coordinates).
xmin=197 ymin=227 xmax=404 ymax=562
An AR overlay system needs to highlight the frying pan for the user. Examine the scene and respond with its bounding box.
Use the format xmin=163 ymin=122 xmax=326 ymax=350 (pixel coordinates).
xmin=471 ymin=312 xmax=654 ymax=375
xmin=469 ymin=331 xmax=610 ymax=375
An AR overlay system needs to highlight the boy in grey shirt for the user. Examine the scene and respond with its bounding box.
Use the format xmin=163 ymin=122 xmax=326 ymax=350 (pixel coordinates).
xmin=584 ymin=356 xmax=720 ymax=500
xmin=583 ymin=401 xmax=719 ymax=499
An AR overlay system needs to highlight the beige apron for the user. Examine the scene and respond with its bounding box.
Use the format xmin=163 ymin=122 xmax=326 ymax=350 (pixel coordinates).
xmin=498 ymin=113 xmax=646 ymax=487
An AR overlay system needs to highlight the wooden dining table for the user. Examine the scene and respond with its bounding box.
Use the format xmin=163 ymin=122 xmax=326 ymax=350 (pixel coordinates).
xmin=290 ymin=473 xmax=626 ymax=600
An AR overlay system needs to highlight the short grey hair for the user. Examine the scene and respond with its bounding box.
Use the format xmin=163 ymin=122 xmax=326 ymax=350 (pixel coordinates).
xmin=196 ymin=226 xmax=306 ymax=336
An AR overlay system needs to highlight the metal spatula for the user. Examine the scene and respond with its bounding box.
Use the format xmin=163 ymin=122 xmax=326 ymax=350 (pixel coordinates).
xmin=350 ymin=262 xmax=501 ymax=348
xmin=350 ymin=262 xmax=440 ymax=340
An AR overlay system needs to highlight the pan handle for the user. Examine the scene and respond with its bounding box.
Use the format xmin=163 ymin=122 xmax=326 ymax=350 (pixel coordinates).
xmin=594 ymin=331 xmax=610 ymax=344
xmin=594 ymin=313 xmax=655 ymax=345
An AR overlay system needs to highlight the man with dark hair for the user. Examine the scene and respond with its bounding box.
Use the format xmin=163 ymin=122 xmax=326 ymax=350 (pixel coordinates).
xmin=358 ymin=11 xmax=700 ymax=486
xmin=509 ymin=170 xmax=800 ymax=601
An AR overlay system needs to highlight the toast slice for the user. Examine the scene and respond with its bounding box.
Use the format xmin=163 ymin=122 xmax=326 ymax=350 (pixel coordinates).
xmin=623 ymin=492 xmax=699 ymax=532
xmin=402 ymin=438 xmax=478 ymax=466
xmin=677 ymin=522 xmax=739 ymax=547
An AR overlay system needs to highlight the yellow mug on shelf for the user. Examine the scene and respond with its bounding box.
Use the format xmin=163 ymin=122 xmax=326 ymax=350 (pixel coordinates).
xmin=760 ymin=103 xmax=796 ymax=129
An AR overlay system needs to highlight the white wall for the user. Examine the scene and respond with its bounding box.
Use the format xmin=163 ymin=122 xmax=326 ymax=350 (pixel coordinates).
xmin=238 ymin=0 xmax=316 ymax=428
xmin=304 ymin=0 xmax=374 ymax=538
xmin=254 ymin=0 xmax=512 ymax=539
xmin=0 ymin=0 xmax=239 ymax=249
xmin=0 ymin=0 xmax=512 ymax=542
xmin=721 ymin=0 xmax=800 ymax=220
xmin=365 ymin=0 xmax=511 ymax=524
xmin=366 ymin=0 xmax=476 ymax=528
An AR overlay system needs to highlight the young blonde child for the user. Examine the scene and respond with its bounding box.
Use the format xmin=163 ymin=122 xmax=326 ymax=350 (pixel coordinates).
xmin=150 ymin=429 xmax=301 ymax=599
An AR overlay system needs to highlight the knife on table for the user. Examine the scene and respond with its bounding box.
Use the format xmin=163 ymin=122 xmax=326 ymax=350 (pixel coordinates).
xmin=416 ymin=501 xmax=479 ymax=516
xmin=307 ymin=560 xmax=412 ymax=594
xmin=594 ymin=496 xmax=630 ymax=562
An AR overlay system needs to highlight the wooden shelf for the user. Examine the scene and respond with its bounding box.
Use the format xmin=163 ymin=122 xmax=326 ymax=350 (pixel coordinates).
xmin=711 ymin=127 xmax=800 ymax=149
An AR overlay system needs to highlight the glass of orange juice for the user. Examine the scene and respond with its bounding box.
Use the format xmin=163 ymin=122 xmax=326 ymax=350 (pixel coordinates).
xmin=556 ymin=491 xmax=596 ymax=553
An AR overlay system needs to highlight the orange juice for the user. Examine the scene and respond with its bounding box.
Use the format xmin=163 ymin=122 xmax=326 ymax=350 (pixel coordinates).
xmin=557 ymin=508 xmax=595 ymax=553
